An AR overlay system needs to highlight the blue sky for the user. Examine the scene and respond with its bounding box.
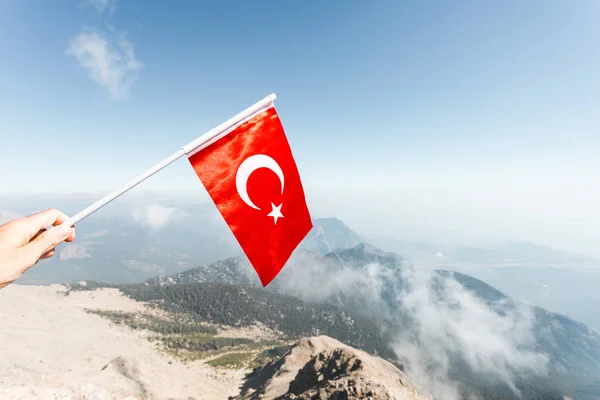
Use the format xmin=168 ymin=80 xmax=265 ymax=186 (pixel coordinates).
xmin=1 ymin=1 xmax=600 ymax=254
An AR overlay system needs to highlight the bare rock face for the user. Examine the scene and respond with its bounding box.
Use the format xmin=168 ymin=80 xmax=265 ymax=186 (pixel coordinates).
xmin=234 ymin=336 xmax=430 ymax=400
xmin=284 ymin=348 xmax=390 ymax=399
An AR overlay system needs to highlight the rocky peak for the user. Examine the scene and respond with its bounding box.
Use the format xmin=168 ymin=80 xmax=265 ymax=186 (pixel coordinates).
xmin=233 ymin=336 xmax=430 ymax=400
xmin=285 ymin=348 xmax=390 ymax=399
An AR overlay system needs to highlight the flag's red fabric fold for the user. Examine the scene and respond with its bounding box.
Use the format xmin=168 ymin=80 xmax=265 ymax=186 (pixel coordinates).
xmin=188 ymin=106 xmax=312 ymax=286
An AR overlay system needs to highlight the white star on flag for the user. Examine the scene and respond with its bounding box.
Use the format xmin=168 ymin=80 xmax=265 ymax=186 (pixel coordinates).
xmin=267 ymin=203 xmax=284 ymax=224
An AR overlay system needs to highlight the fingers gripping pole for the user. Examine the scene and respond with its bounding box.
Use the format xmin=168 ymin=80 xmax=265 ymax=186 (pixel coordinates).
xmin=60 ymin=93 xmax=277 ymax=228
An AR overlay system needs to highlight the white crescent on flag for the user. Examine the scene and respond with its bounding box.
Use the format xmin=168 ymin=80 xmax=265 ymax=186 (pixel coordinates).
xmin=235 ymin=154 xmax=285 ymax=210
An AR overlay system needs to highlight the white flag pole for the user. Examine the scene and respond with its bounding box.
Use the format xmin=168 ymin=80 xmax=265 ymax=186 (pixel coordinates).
xmin=60 ymin=93 xmax=277 ymax=228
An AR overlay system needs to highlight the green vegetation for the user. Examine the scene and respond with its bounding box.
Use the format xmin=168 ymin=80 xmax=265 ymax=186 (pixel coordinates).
xmin=64 ymin=281 xmax=115 ymax=295
xmin=207 ymin=343 xmax=292 ymax=369
xmin=166 ymin=339 xmax=280 ymax=363
xmin=159 ymin=335 xmax=252 ymax=352
xmin=120 ymin=282 xmax=396 ymax=360
xmin=115 ymin=282 xmax=580 ymax=399
xmin=87 ymin=307 xmax=290 ymax=367
xmin=82 ymin=280 xmax=585 ymax=399
xmin=250 ymin=345 xmax=291 ymax=369
xmin=85 ymin=309 xmax=217 ymax=335
xmin=207 ymin=352 xmax=256 ymax=368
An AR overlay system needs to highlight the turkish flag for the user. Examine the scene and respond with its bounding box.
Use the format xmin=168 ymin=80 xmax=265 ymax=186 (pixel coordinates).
xmin=188 ymin=105 xmax=313 ymax=286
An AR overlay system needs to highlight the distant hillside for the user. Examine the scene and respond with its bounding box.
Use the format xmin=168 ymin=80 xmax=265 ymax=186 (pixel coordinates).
xmin=426 ymin=242 xmax=600 ymax=333
xmin=450 ymin=241 xmax=598 ymax=266
xmin=13 ymin=206 xmax=363 ymax=285
xmin=299 ymin=217 xmax=363 ymax=255
xmin=147 ymin=249 xmax=322 ymax=288
xmin=14 ymin=201 xmax=240 ymax=285
xmin=148 ymin=244 xmax=600 ymax=379
xmin=8 ymin=196 xmax=600 ymax=340
xmin=144 ymin=243 xmax=600 ymax=399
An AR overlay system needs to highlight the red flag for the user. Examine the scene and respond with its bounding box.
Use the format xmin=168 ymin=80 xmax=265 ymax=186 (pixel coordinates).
xmin=188 ymin=105 xmax=312 ymax=286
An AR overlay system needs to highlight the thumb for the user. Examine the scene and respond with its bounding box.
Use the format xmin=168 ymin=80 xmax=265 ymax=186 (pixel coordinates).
xmin=20 ymin=225 xmax=72 ymax=265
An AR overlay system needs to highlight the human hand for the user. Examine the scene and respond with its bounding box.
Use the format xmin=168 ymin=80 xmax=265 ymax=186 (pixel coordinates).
xmin=0 ymin=209 xmax=75 ymax=289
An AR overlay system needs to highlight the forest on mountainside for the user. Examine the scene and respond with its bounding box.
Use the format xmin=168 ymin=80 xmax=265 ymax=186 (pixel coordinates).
xmin=120 ymin=282 xmax=398 ymax=361
xmin=68 ymin=279 xmax=591 ymax=400
xmin=119 ymin=282 xmax=587 ymax=400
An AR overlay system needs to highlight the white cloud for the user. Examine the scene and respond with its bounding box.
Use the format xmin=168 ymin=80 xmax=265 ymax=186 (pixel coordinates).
xmin=59 ymin=244 xmax=91 ymax=260
xmin=88 ymin=0 xmax=116 ymax=14
xmin=67 ymin=29 xmax=142 ymax=100
xmin=274 ymin=257 xmax=548 ymax=400
xmin=391 ymin=266 xmax=548 ymax=399
xmin=132 ymin=205 xmax=184 ymax=230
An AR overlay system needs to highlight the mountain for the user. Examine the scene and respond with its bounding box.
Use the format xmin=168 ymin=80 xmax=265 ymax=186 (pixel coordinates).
xmin=147 ymin=249 xmax=325 ymax=288
xmin=449 ymin=242 xmax=599 ymax=266
xmin=120 ymin=281 xmax=397 ymax=360
xmin=5 ymin=197 xmax=599 ymax=397
xmin=233 ymin=336 xmax=429 ymax=400
xmin=150 ymin=256 xmax=261 ymax=287
xmin=427 ymin=243 xmax=600 ymax=332
xmin=146 ymin=244 xmax=600 ymax=399
xmin=118 ymin=277 xmax=573 ymax=399
xmin=371 ymin=236 xmax=600 ymax=332
xmin=0 ymin=283 xmax=430 ymax=399
xmin=146 ymin=243 xmax=398 ymax=290
xmin=366 ymin=235 xmax=449 ymax=260
xmin=299 ymin=217 xmax=363 ymax=255
xmin=372 ymin=237 xmax=600 ymax=268
xmin=444 ymin=264 xmax=600 ymax=333
xmin=7 ymin=195 xmax=600 ymax=337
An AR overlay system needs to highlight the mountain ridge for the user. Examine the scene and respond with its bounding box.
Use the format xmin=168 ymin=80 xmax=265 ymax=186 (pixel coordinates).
xmin=299 ymin=217 xmax=363 ymax=255
xmin=140 ymin=242 xmax=600 ymax=399
xmin=232 ymin=335 xmax=430 ymax=400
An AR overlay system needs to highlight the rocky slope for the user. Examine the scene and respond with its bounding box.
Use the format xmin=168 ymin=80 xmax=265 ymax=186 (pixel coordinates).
xmin=0 ymin=284 xmax=242 ymax=400
xmin=233 ymin=336 xmax=430 ymax=400
xmin=299 ymin=217 xmax=363 ymax=255
xmin=0 ymin=284 xmax=428 ymax=400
